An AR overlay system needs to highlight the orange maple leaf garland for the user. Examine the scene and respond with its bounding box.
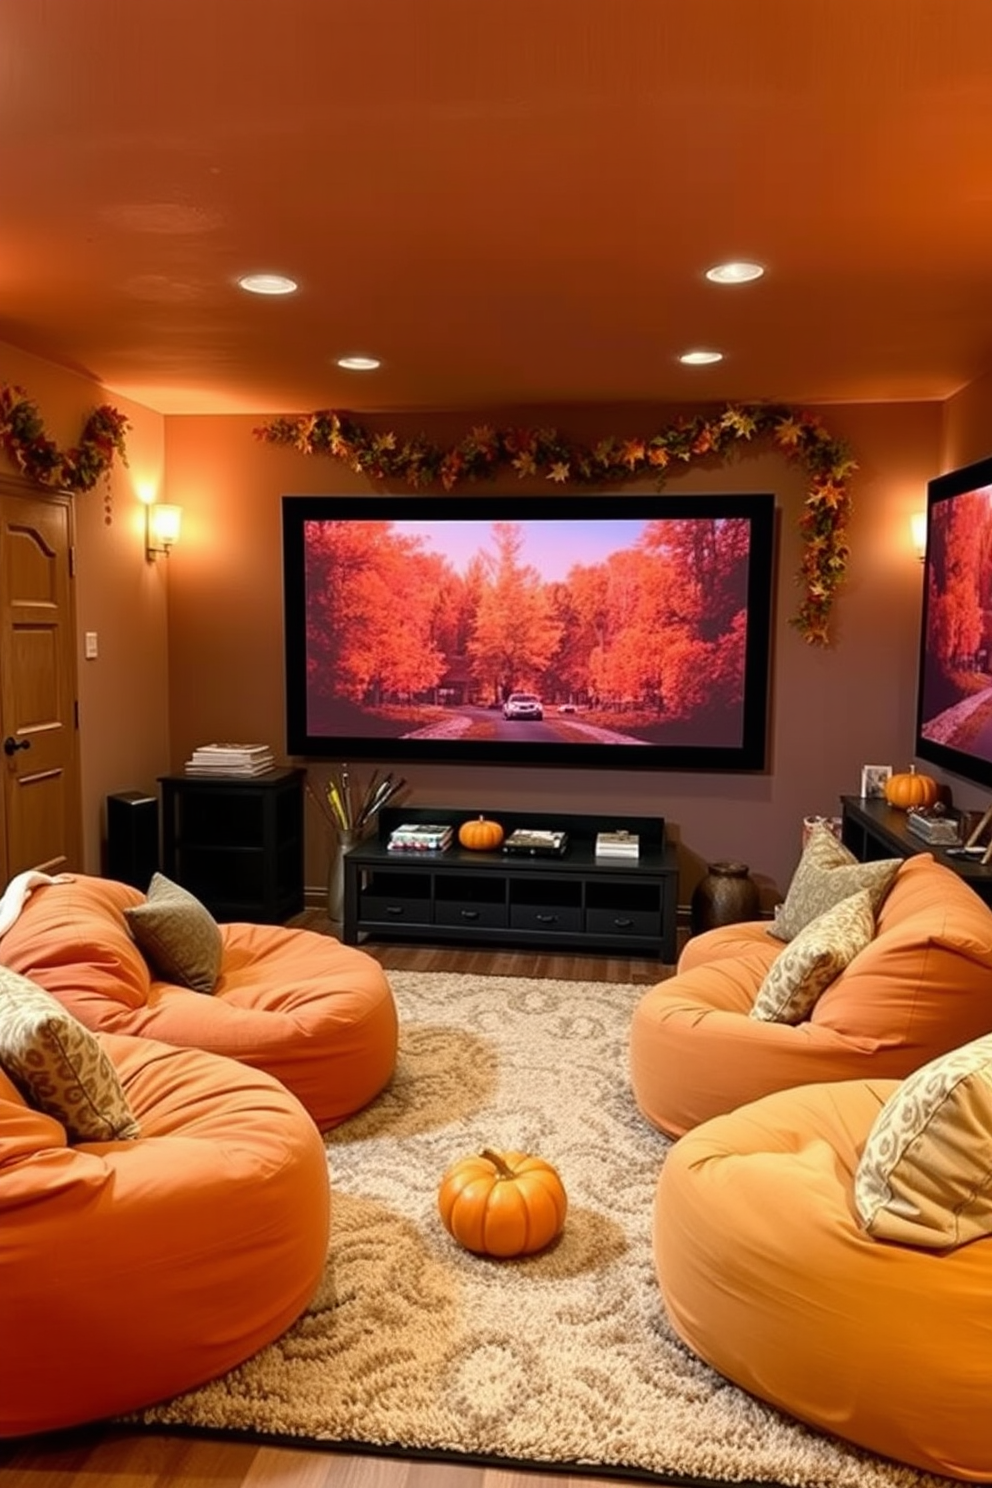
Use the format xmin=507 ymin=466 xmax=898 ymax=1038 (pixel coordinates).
xmin=254 ymin=401 xmax=857 ymax=645
xmin=0 ymin=383 xmax=130 ymax=524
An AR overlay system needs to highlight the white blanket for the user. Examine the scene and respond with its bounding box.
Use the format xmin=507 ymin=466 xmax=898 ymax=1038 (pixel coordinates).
xmin=0 ymin=869 xmax=74 ymax=939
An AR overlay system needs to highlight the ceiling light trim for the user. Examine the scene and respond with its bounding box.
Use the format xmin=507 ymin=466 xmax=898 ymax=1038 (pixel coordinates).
xmin=237 ymin=273 xmax=299 ymax=296
xmin=705 ymin=261 xmax=765 ymax=285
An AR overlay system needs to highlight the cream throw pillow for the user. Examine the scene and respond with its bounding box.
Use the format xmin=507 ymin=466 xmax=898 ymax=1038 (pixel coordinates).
xmin=769 ymin=821 xmax=900 ymax=941
xmin=750 ymin=889 xmax=875 ymax=1024
xmin=124 ymin=871 xmax=222 ymax=994
xmin=855 ymin=1034 xmax=992 ymax=1249
xmin=0 ymin=965 xmax=140 ymax=1142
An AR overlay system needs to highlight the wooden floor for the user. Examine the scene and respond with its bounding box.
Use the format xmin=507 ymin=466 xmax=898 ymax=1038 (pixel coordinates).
xmin=0 ymin=1430 xmax=649 ymax=1488
xmin=291 ymin=910 xmax=674 ymax=985
xmin=0 ymin=937 xmax=670 ymax=1488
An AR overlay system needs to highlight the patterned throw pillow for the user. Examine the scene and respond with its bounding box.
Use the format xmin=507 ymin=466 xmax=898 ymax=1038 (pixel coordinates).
xmin=855 ymin=1034 xmax=992 ymax=1249
xmin=768 ymin=821 xmax=901 ymax=941
xmin=123 ymin=871 xmax=222 ymax=994
xmin=0 ymin=965 xmax=140 ymax=1142
xmin=750 ymin=889 xmax=875 ymax=1024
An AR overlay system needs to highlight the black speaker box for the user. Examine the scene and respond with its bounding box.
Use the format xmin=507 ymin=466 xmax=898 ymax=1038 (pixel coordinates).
xmin=107 ymin=790 xmax=159 ymax=890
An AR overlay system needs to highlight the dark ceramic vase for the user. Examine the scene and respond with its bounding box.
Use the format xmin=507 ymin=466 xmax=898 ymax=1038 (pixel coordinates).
xmin=690 ymin=860 xmax=761 ymax=935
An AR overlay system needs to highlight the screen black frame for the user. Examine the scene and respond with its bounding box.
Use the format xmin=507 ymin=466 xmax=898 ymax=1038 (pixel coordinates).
xmin=282 ymin=492 xmax=776 ymax=772
xmin=914 ymin=453 xmax=992 ymax=789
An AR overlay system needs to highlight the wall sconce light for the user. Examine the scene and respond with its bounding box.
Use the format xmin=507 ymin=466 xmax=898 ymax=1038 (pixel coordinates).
xmin=145 ymin=503 xmax=183 ymax=561
xmin=910 ymin=512 xmax=927 ymax=563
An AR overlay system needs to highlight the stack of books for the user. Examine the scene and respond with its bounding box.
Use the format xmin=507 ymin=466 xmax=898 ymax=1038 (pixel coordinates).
xmin=387 ymin=822 xmax=453 ymax=852
xmin=595 ymin=830 xmax=640 ymax=859
xmin=906 ymin=809 xmax=961 ymax=846
xmin=503 ymin=828 xmax=569 ymax=857
xmin=184 ymin=743 xmax=276 ymax=777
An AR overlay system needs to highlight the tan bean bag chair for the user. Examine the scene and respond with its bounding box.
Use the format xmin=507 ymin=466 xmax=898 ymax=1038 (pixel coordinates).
xmin=655 ymin=1076 xmax=992 ymax=1480
xmin=0 ymin=1032 xmax=329 ymax=1436
xmin=631 ymin=853 xmax=992 ymax=1136
xmin=0 ymin=872 xmax=397 ymax=1130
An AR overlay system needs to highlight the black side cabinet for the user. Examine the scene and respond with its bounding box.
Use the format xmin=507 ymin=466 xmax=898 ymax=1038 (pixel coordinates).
xmin=840 ymin=794 xmax=992 ymax=907
xmin=159 ymin=768 xmax=305 ymax=923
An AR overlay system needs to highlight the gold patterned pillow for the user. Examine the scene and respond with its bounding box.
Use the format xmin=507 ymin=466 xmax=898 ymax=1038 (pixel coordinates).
xmin=0 ymin=965 xmax=140 ymax=1142
xmin=855 ymin=1035 xmax=992 ymax=1249
xmin=768 ymin=822 xmax=900 ymax=941
xmin=751 ymin=889 xmax=875 ymax=1024
xmin=123 ymin=872 xmax=222 ymax=994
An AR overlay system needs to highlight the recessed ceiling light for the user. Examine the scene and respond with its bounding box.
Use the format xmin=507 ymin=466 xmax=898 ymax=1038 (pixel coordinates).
xmin=679 ymin=350 xmax=724 ymax=366
xmin=237 ymin=273 xmax=298 ymax=295
xmin=336 ymin=355 xmax=381 ymax=371
xmin=705 ymin=261 xmax=765 ymax=285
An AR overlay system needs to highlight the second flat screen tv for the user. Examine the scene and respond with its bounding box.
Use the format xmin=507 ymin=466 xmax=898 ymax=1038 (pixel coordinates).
xmin=282 ymin=493 xmax=776 ymax=771
xmin=915 ymin=453 xmax=992 ymax=788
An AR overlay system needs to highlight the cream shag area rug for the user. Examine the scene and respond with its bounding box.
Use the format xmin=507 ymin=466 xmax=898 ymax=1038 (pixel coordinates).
xmin=135 ymin=972 xmax=949 ymax=1487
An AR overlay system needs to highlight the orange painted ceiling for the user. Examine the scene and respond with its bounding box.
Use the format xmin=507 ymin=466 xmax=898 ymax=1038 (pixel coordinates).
xmin=2 ymin=0 xmax=992 ymax=416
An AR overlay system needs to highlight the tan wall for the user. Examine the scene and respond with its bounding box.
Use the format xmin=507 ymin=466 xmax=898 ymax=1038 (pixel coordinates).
xmin=0 ymin=342 xmax=169 ymax=873
xmin=5 ymin=347 xmax=983 ymax=907
xmin=942 ymin=369 xmax=992 ymax=471
xmin=163 ymin=400 xmax=946 ymax=907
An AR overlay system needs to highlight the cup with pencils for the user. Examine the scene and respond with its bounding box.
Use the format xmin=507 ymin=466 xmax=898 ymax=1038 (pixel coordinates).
xmin=308 ymin=767 xmax=407 ymax=924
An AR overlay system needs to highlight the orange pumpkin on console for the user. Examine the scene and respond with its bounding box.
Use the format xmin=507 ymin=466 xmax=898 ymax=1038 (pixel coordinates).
xmin=884 ymin=767 xmax=939 ymax=811
xmin=458 ymin=816 xmax=505 ymax=850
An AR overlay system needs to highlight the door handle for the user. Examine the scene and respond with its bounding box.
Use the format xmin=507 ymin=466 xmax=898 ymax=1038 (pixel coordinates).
xmin=3 ymin=736 xmax=31 ymax=756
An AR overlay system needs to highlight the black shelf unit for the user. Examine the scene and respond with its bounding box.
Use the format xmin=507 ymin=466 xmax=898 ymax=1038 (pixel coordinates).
xmin=159 ymin=768 xmax=305 ymax=923
xmin=342 ymin=807 xmax=678 ymax=961
xmin=840 ymin=794 xmax=992 ymax=907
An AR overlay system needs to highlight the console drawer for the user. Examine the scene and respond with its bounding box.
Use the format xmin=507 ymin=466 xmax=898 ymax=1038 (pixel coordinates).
xmin=509 ymin=904 xmax=583 ymax=934
xmin=360 ymin=895 xmax=431 ymax=925
xmin=435 ymin=901 xmax=508 ymax=929
xmin=586 ymin=907 xmax=661 ymax=938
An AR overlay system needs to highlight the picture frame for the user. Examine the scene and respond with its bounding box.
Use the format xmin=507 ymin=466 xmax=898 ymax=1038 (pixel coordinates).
xmin=860 ymin=764 xmax=892 ymax=799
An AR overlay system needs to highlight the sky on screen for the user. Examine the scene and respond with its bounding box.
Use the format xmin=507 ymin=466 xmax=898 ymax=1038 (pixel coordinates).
xmin=393 ymin=519 xmax=652 ymax=582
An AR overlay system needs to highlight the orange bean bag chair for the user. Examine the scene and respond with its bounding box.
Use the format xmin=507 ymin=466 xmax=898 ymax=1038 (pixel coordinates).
xmin=0 ymin=1031 xmax=330 ymax=1436
xmin=631 ymin=854 xmax=992 ymax=1137
xmin=0 ymin=873 xmax=397 ymax=1130
xmin=655 ymin=1078 xmax=992 ymax=1480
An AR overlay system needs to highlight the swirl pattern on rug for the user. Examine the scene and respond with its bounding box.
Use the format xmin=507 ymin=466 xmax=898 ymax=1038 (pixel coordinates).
xmin=133 ymin=971 xmax=951 ymax=1488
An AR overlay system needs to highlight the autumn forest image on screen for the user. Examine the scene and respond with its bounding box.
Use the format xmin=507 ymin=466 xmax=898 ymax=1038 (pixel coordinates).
xmin=919 ymin=486 xmax=992 ymax=766
xmin=302 ymin=515 xmax=756 ymax=748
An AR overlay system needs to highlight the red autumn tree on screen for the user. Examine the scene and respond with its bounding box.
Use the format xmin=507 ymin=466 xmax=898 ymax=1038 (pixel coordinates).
xmin=465 ymin=522 xmax=564 ymax=701
xmin=304 ymin=520 xmax=451 ymax=703
xmin=562 ymin=517 xmax=750 ymax=718
xmin=925 ymin=492 xmax=992 ymax=684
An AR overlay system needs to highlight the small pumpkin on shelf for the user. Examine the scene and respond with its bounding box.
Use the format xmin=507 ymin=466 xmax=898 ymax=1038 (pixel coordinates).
xmin=884 ymin=766 xmax=940 ymax=812
xmin=438 ymin=1147 xmax=567 ymax=1257
xmin=457 ymin=815 xmax=505 ymax=851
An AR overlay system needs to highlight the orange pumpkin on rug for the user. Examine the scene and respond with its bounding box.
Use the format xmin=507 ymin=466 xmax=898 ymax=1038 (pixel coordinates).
xmin=438 ymin=1148 xmax=567 ymax=1257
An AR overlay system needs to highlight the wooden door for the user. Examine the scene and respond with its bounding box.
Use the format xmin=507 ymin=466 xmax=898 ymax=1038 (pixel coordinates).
xmin=0 ymin=481 xmax=82 ymax=881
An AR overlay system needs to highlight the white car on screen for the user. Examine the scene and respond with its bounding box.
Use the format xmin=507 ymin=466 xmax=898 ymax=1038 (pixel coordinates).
xmin=503 ymin=693 xmax=544 ymax=721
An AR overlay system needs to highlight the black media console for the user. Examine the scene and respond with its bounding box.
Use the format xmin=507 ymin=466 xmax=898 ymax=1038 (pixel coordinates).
xmin=341 ymin=807 xmax=678 ymax=962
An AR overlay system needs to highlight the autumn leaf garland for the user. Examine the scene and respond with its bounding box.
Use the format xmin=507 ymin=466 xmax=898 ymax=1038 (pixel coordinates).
xmin=255 ymin=402 xmax=857 ymax=645
xmin=0 ymin=383 xmax=130 ymax=518
xmin=0 ymin=382 xmax=854 ymax=644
